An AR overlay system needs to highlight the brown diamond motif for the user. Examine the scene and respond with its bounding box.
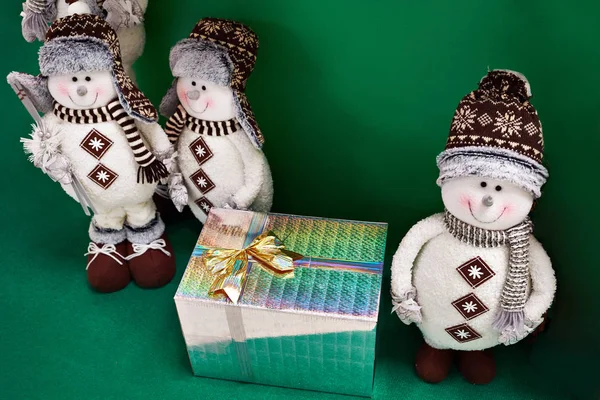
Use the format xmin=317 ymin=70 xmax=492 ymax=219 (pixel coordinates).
xmin=195 ymin=196 xmax=214 ymax=215
xmin=445 ymin=323 xmax=482 ymax=344
xmin=87 ymin=163 xmax=118 ymax=189
xmin=190 ymin=169 xmax=215 ymax=194
xmin=457 ymin=257 xmax=495 ymax=288
xmin=80 ymin=129 xmax=113 ymax=159
xmin=451 ymin=293 xmax=489 ymax=320
xmin=189 ymin=137 xmax=213 ymax=166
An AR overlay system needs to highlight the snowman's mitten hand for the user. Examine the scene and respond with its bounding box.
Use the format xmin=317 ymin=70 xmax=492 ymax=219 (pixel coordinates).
xmin=103 ymin=0 xmax=145 ymax=29
xmin=391 ymin=287 xmax=422 ymax=325
xmin=498 ymin=317 xmax=541 ymax=346
xmin=230 ymin=188 xmax=254 ymax=211
xmin=21 ymin=2 xmax=50 ymax=42
xmin=160 ymin=150 xmax=179 ymax=174
xmin=168 ymin=173 xmax=188 ymax=212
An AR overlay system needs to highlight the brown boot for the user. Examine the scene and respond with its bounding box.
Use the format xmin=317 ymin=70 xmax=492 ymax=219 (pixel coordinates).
xmin=85 ymin=241 xmax=130 ymax=293
xmin=456 ymin=349 xmax=496 ymax=384
xmin=126 ymin=234 xmax=176 ymax=289
xmin=415 ymin=342 xmax=454 ymax=383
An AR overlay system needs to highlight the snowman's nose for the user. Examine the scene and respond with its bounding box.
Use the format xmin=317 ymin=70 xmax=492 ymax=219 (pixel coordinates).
xmin=187 ymin=90 xmax=201 ymax=101
xmin=482 ymin=195 xmax=494 ymax=207
xmin=76 ymin=86 xmax=88 ymax=97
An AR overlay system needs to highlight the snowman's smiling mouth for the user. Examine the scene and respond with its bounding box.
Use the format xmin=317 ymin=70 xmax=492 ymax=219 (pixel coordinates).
xmin=468 ymin=203 xmax=506 ymax=224
xmin=68 ymin=93 xmax=99 ymax=108
xmin=188 ymin=102 xmax=208 ymax=115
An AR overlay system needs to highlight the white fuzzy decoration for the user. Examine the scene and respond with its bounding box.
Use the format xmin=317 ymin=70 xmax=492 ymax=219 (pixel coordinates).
xmin=21 ymin=122 xmax=72 ymax=184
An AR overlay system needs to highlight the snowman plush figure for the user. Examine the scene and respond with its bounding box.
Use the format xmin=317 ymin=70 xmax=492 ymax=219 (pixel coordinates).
xmin=20 ymin=0 xmax=148 ymax=78
xmin=160 ymin=18 xmax=273 ymax=223
xmin=391 ymin=70 xmax=556 ymax=384
xmin=8 ymin=3 xmax=176 ymax=293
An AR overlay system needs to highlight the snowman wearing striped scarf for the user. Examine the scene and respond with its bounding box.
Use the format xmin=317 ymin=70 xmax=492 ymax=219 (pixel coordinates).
xmin=160 ymin=18 xmax=273 ymax=223
xmin=8 ymin=3 xmax=175 ymax=293
xmin=21 ymin=0 xmax=148 ymax=79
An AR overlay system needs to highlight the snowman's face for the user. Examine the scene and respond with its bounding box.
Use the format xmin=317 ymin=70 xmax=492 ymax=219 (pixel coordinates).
xmin=177 ymin=77 xmax=235 ymax=121
xmin=48 ymin=71 xmax=117 ymax=110
xmin=441 ymin=176 xmax=533 ymax=230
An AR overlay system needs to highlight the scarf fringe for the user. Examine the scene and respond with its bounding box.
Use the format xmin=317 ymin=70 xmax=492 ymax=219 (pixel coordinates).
xmin=137 ymin=160 xmax=168 ymax=184
xmin=493 ymin=310 xmax=525 ymax=334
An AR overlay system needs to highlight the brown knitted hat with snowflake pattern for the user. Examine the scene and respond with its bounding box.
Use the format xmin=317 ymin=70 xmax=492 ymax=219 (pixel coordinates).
xmin=436 ymin=70 xmax=549 ymax=198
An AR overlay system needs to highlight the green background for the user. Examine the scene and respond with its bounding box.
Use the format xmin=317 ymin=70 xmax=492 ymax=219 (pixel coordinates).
xmin=1 ymin=1 xmax=598 ymax=399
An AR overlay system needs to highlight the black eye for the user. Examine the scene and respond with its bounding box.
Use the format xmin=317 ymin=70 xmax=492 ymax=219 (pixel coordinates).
xmin=480 ymin=182 xmax=487 ymax=188
xmin=495 ymin=185 xmax=502 ymax=191
xmin=191 ymin=81 xmax=196 ymax=86
xmin=202 ymin=85 xmax=207 ymax=91
xmin=85 ymin=76 xmax=91 ymax=82
xmin=72 ymin=77 xmax=78 ymax=82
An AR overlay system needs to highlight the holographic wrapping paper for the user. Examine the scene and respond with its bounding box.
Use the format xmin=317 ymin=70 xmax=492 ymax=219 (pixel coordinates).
xmin=174 ymin=209 xmax=388 ymax=397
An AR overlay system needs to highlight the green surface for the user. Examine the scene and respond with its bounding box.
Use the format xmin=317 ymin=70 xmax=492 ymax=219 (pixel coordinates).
xmin=1 ymin=1 xmax=598 ymax=399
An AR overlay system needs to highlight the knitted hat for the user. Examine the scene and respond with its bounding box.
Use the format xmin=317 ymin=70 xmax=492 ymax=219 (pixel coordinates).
xmin=160 ymin=18 xmax=264 ymax=149
xmin=9 ymin=7 xmax=157 ymax=123
xmin=436 ymin=70 xmax=548 ymax=198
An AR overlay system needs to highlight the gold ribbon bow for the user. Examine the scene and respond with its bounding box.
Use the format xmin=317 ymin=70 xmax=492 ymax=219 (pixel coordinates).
xmin=202 ymin=232 xmax=303 ymax=304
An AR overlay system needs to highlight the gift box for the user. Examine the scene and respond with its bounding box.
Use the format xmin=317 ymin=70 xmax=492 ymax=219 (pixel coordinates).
xmin=174 ymin=209 xmax=388 ymax=397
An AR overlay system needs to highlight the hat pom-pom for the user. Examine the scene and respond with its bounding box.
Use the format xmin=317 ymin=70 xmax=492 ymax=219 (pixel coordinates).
xmin=68 ymin=1 xmax=92 ymax=16
xmin=478 ymin=69 xmax=532 ymax=102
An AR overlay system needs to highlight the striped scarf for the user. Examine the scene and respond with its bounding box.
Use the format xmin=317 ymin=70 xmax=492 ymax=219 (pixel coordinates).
xmin=53 ymin=100 xmax=168 ymax=184
xmin=164 ymin=104 xmax=239 ymax=144
xmin=444 ymin=211 xmax=533 ymax=333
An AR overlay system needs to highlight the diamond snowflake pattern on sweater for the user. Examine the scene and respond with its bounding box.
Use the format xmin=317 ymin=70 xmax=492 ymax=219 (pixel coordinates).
xmin=194 ymin=196 xmax=214 ymax=215
xmin=445 ymin=323 xmax=482 ymax=344
xmin=190 ymin=169 xmax=215 ymax=194
xmin=87 ymin=163 xmax=118 ymax=189
xmin=188 ymin=137 xmax=213 ymax=166
xmin=80 ymin=129 xmax=113 ymax=159
xmin=451 ymin=293 xmax=489 ymax=320
xmin=457 ymin=257 xmax=495 ymax=288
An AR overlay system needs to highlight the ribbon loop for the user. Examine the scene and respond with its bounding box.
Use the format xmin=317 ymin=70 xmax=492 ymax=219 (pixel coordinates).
xmin=202 ymin=232 xmax=303 ymax=304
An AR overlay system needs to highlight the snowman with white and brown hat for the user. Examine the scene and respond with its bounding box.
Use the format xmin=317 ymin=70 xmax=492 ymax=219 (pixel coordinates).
xmin=8 ymin=1 xmax=176 ymax=293
xmin=391 ymin=70 xmax=556 ymax=384
xmin=159 ymin=18 xmax=274 ymax=223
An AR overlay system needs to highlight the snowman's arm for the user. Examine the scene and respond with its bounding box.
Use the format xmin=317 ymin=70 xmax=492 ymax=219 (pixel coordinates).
xmin=391 ymin=213 xmax=446 ymax=296
xmin=524 ymin=236 xmax=556 ymax=323
xmin=228 ymin=132 xmax=267 ymax=209
xmin=135 ymin=121 xmax=173 ymax=161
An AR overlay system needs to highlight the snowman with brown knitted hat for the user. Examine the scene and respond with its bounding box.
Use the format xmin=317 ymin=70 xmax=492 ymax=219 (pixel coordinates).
xmin=160 ymin=18 xmax=273 ymax=223
xmin=391 ymin=70 xmax=556 ymax=384
xmin=8 ymin=2 xmax=176 ymax=293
